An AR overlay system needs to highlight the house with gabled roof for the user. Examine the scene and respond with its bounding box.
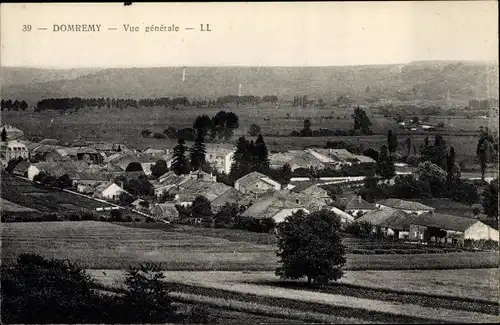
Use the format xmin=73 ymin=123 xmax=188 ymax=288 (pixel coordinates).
xmin=12 ymin=160 xmax=30 ymax=177
xmin=27 ymin=160 xmax=88 ymax=181
xmin=341 ymin=195 xmax=376 ymax=217
xmin=297 ymin=184 xmax=332 ymax=204
xmin=172 ymin=181 xmax=232 ymax=206
xmin=409 ymin=212 xmax=499 ymax=243
xmin=376 ymin=198 xmax=435 ymax=215
xmin=329 ymin=206 xmax=355 ymax=224
xmin=357 ymin=207 xmax=412 ymax=239
xmin=205 ymin=144 xmax=235 ymax=174
xmin=234 ymin=171 xmax=281 ymax=195
xmin=210 ymin=187 xmax=253 ymax=213
xmin=97 ymin=182 xmax=130 ymax=201
xmin=240 ymin=195 xmax=310 ymax=224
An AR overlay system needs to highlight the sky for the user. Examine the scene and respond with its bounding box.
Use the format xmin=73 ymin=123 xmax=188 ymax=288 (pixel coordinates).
xmin=1 ymin=2 xmax=498 ymax=68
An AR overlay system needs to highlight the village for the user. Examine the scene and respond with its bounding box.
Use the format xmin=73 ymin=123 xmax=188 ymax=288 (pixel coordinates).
xmin=1 ymin=3 xmax=499 ymax=323
xmin=1 ymin=122 xmax=498 ymax=245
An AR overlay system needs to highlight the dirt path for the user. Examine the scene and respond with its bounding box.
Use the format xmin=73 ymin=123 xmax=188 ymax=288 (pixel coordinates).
xmin=89 ymin=270 xmax=499 ymax=324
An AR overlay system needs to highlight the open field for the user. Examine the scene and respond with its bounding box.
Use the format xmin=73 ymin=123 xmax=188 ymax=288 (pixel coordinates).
xmin=90 ymin=269 xmax=499 ymax=304
xmin=2 ymin=221 xmax=498 ymax=270
xmin=126 ymin=223 xmax=492 ymax=255
xmin=0 ymin=174 xmax=112 ymax=215
xmin=90 ymin=269 xmax=499 ymax=324
xmin=0 ymin=198 xmax=37 ymax=213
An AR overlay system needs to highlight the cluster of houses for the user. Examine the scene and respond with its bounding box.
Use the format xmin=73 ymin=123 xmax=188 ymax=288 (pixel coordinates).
xmin=269 ymin=148 xmax=376 ymax=171
xmin=343 ymin=196 xmax=499 ymax=243
xmin=1 ymin=124 xmax=498 ymax=244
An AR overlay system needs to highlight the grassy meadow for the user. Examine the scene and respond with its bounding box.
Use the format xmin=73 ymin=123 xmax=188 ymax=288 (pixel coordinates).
xmin=2 ymin=221 xmax=498 ymax=271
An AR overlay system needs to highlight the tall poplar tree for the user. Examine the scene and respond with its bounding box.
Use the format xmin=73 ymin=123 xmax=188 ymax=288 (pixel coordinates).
xmin=254 ymin=134 xmax=270 ymax=173
xmin=190 ymin=132 xmax=207 ymax=171
xmin=172 ymin=138 xmax=190 ymax=175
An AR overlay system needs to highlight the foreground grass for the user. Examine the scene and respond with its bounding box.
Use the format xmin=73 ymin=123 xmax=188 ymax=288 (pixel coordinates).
xmin=2 ymin=221 xmax=498 ymax=271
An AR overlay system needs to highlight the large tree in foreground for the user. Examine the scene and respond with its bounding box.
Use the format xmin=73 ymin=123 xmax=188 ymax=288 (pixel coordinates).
xmin=275 ymin=209 xmax=346 ymax=285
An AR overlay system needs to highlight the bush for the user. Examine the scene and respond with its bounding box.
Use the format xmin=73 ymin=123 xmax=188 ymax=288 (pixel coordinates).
xmin=42 ymin=213 xmax=59 ymax=221
xmin=1 ymin=254 xmax=190 ymax=324
xmin=406 ymin=154 xmax=421 ymax=166
xmin=68 ymin=214 xmax=81 ymax=221
xmin=344 ymin=221 xmax=373 ymax=238
xmin=81 ymin=212 xmax=97 ymax=221
xmin=182 ymin=304 xmax=214 ymax=324
xmin=153 ymin=132 xmax=166 ymax=139
xmin=110 ymin=209 xmax=123 ymax=221
xmin=121 ymin=262 xmax=177 ymax=323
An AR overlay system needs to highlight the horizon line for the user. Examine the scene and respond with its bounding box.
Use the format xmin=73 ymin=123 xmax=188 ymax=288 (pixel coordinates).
xmin=2 ymin=59 xmax=498 ymax=70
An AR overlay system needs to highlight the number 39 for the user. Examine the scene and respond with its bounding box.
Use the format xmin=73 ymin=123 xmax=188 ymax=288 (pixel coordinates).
xmin=22 ymin=25 xmax=32 ymax=32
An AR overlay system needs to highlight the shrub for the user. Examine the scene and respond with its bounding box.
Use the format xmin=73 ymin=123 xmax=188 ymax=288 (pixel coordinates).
xmin=183 ymin=304 xmax=214 ymax=324
xmin=1 ymin=254 xmax=190 ymax=324
xmin=153 ymin=132 xmax=166 ymax=139
xmin=81 ymin=212 xmax=97 ymax=221
xmin=68 ymin=214 xmax=81 ymax=221
xmin=42 ymin=213 xmax=59 ymax=221
xmin=110 ymin=209 xmax=123 ymax=221
xmin=121 ymin=262 xmax=177 ymax=323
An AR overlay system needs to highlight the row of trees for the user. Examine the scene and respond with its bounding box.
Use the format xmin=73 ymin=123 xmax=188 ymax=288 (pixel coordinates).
xmin=32 ymin=95 xmax=281 ymax=113
xmin=1 ymin=99 xmax=28 ymax=111
xmin=34 ymin=97 xmax=189 ymax=112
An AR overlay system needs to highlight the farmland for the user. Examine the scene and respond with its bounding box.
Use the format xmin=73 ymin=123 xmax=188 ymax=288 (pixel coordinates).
xmin=90 ymin=269 xmax=499 ymax=324
xmin=0 ymin=173 xmax=112 ymax=215
xmin=2 ymin=221 xmax=498 ymax=270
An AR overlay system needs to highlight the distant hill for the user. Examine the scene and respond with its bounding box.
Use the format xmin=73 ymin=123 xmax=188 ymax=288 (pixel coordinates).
xmin=1 ymin=61 xmax=498 ymax=105
xmin=0 ymin=67 xmax=101 ymax=87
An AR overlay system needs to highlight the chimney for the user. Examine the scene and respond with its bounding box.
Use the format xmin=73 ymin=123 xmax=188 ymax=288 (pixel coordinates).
xmin=358 ymin=196 xmax=362 ymax=203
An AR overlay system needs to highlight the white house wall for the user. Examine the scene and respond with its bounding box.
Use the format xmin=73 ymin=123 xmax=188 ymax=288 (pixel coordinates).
xmin=465 ymin=221 xmax=500 ymax=242
xmin=27 ymin=165 xmax=40 ymax=181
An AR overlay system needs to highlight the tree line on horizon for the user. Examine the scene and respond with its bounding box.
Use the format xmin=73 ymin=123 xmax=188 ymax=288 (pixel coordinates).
xmin=1 ymin=99 xmax=28 ymax=111
xmin=14 ymin=95 xmax=281 ymax=113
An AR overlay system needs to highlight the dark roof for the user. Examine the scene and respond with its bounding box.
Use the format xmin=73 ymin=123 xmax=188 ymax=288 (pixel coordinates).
xmin=211 ymin=188 xmax=250 ymax=209
xmin=13 ymin=160 xmax=30 ymax=173
xmin=346 ymin=196 xmax=375 ymax=210
xmin=76 ymin=172 xmax=113 ymax=181
xmin=377 ymin=198 xmax=435 ymax=211
xmin=357 ymin=208 xmax=411 ymax=230
xmin=38 ymin=139 xmax=60 ymax=145
xmin=236 ymin=171 xmax=270 ymax=188
xmin=410 ymin=213 xmax=479 ymax=232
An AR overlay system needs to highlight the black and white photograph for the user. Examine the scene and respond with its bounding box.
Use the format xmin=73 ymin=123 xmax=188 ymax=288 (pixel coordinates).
xmin=0 ymin=2 xmax=499 ymax=324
